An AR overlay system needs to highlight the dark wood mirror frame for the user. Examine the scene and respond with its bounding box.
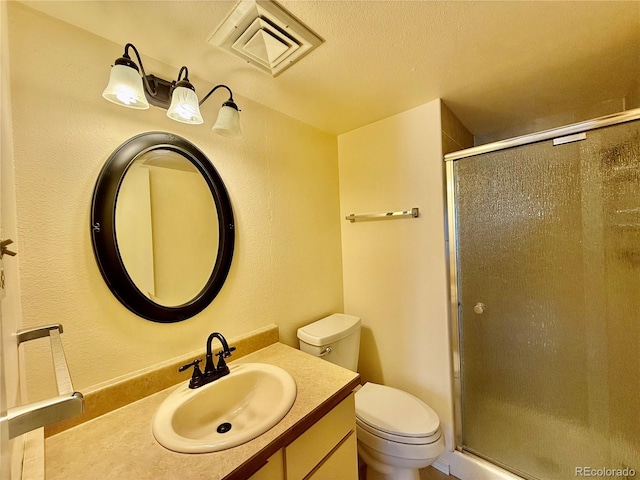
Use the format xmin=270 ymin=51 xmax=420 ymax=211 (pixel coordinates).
xmin=91 ymin=132 xmax=235 ymax=323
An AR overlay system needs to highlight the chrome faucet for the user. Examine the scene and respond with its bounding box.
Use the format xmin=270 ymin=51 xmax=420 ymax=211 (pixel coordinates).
xmin=179 ymin=332 xmax=236 ymax=389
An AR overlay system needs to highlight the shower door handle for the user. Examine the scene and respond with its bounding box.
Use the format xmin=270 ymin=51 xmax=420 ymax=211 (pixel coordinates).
xmin=474 ymin=302 xmax=485 ymax=314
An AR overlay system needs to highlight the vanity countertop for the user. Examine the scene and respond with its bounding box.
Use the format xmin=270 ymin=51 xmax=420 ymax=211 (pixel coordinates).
xmin=45 ymin=343 xmax=360 ymax=480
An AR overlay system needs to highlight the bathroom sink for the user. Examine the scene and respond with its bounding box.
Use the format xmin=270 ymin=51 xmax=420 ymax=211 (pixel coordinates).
xmin=152 ymin=363 xmax=297 ymax=453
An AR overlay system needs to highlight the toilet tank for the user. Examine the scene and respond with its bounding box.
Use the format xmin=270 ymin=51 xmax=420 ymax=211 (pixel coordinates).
xmin=297 ymin=314 xmax=361 ymax=372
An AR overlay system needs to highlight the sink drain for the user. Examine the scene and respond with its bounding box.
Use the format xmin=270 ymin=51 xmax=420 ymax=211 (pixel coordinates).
xmin=217 ymin=422 xmax=232 ymax=434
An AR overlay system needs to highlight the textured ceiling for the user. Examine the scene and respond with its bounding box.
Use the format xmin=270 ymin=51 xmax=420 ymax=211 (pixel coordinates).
xmin=20 ymin=1 xmax=640 ymax=138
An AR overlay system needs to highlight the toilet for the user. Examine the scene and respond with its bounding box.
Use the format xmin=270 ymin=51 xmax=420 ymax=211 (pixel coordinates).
xmin=297 ymin=314 xmax=445 ymax=480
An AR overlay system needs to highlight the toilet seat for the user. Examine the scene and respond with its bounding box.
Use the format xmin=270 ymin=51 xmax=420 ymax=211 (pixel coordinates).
xmin=356 ymin=417 xmax=442 ymax=445
xmin=355 ymin=382 xmax=440 ymax=442
xmin=356 ymin=422 xmax=444 ymax=461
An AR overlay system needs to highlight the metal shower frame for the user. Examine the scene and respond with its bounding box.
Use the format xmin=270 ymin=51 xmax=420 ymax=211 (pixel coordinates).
xmin=444 ymin=107 xmax=640 ymax=449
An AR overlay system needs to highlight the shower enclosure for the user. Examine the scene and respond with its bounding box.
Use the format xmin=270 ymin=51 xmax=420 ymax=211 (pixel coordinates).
xmin=446 ymin=111 xmax=640 ymax=480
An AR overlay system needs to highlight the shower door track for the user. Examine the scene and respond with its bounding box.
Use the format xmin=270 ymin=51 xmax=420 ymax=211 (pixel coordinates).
xmin=444 ymin=107 xmax=640 ymax=451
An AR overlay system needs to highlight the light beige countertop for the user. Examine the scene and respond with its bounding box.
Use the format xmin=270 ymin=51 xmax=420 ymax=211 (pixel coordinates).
xmin=45 ymin=343 xmax=360 ymax=480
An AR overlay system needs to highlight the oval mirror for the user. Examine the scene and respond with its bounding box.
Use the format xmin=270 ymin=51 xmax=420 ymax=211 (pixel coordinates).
xmin=91 ymin=132 xmax=234 ymax=322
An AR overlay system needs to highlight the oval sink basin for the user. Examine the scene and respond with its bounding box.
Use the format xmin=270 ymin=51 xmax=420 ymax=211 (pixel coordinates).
xmin=152 ymin=363 xmax=297 ymax=453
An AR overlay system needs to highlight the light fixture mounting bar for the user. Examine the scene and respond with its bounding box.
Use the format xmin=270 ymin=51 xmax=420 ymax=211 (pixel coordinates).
xmin=143 ymin=75 xmax=173 ymax=109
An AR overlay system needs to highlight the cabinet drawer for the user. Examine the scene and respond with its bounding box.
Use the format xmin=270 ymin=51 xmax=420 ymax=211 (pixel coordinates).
xmin=285 ymin=394 xmax=355 ymax=480
xmin=308 ymin=431 xmax=358 ymax=480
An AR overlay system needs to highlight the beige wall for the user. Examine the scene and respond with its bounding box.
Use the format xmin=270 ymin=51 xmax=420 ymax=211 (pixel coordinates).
xmin=338 ymin=99 xmax=455 ymax=452
xmin=7 ymin=3 xmax=343 ymax=402
xmin=441 ymin=102 xmax=474 ymax=155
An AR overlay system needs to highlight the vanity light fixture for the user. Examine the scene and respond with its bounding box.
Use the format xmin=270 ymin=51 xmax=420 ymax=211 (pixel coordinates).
xmin=102 ymin=43 xmax=242 ymax=138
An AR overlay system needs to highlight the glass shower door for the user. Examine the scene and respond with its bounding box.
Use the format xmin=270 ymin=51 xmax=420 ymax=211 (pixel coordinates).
xmin=452 ymin=120 xmax=640 ymax=480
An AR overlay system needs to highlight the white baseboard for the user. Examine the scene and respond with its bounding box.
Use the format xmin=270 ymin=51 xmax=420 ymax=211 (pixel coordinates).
xmin=432 ymin=458 xmax=451 ymax=475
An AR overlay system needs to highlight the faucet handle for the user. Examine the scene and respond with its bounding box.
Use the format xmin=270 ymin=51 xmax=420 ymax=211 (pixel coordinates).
xmin=178 ymin=358 xmax=202 ymax=372
xmin=214 ymin=346 xmax=235 ymax=373
xmin=179 ymin=359 xmax=205 ymax=389
xmin=217 ymin=346 xmax=236 ymax=359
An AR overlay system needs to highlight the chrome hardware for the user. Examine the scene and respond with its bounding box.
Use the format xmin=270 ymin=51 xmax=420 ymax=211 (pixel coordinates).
xmin=473 ymin=303 xmax=485 ymax=314
xmin=346 ymin=207 xmax=419 ymax=223
xmin=8 ymin=324 xmax=84 ymax=438
xmin=318 ymin=346 xmax=332 ymax=357
xmin=17 ymin=324 xmax=64 ymax=344
xmin=553 ymin=132 xmax=587 ymax=146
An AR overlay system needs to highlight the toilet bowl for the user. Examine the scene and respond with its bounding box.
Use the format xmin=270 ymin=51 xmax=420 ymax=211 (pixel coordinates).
xmin=355 ymin=382 xmax=445 ymax=480
xmin=297 ymin=314 xmax=445 ymax=480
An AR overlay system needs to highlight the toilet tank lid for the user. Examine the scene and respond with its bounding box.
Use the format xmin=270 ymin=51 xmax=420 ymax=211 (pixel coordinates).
xmin=297 ymin=313 xmax=361 ymax=346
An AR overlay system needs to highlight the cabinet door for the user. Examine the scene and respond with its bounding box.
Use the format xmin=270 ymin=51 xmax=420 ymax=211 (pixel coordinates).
xmin=248 ymin=449 xmax=284 ymax=480
xmin=308 ymin=431 xmax=358 ymax=480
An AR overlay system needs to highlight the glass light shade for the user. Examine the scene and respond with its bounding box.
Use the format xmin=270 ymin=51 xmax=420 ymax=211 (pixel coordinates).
xmin=102 ymin=64 xmax=149 ymax=109
xmin=212 ymin=105 xmax=242 ymax=138
xmin=166 ymin=87 xmax=203 ymax=125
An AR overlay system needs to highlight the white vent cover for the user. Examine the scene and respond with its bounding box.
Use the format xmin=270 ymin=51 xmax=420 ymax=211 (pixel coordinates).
xmin=209 ymin=0 xmax=323 ymax=77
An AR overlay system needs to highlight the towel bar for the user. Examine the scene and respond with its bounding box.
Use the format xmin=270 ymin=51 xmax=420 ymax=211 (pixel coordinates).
xmin=7 ymin=324 xmax=84 ymax=438
xmin=345 ymin=207 xmax=419 ymax=223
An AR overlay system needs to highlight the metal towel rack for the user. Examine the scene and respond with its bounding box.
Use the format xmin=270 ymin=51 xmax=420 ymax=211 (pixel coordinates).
xmin=345 ymin=207 xmax=419 ymax=223
xmin=7 ymin=324 xmax=84 ymax=438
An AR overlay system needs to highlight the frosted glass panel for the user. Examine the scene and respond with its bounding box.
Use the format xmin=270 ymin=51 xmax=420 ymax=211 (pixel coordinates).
xmin=453 ymin=121 xmax=640 ymax=480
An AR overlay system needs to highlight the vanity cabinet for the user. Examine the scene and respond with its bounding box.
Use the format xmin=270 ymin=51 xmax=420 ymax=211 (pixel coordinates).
xmin=249 ymin=393 xmax=358 ymax=480
xmin=249 ymin=450 xmax=284 ymax=480
xmin=44 ymin=342 xmax=362 ymax=480
xmin=306 ymin=432 xmax=358 ymax=480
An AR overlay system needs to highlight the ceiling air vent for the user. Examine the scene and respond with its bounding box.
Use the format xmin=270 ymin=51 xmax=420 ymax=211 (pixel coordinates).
xmin=209 ymin=0 xmax=323 ymax=77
